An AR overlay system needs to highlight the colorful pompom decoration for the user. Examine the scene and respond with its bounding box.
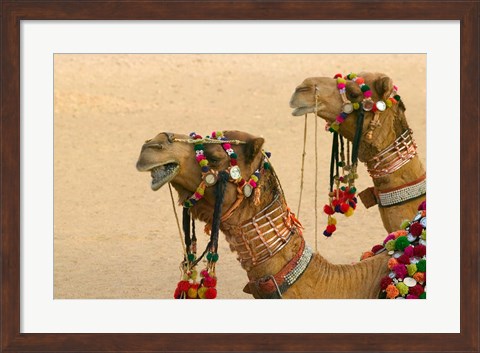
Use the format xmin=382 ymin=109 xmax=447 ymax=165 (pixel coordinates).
xmin=360 ymin=202 xmax=427 ymax=299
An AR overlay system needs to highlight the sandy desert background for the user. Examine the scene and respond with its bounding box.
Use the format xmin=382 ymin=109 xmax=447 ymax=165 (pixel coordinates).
xmin=54 ymin=54 xmax=425 ymax=299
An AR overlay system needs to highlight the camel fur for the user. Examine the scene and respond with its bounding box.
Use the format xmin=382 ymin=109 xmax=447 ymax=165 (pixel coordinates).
xmin=137 ymin=130 xmax=389 ymax=298
xmin=289 ymin=72 xmax=426 ymax=232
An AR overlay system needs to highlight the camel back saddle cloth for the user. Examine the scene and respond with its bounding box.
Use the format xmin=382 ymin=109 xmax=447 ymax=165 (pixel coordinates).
xmin=244 ymin=238 xmax=313 ymax=299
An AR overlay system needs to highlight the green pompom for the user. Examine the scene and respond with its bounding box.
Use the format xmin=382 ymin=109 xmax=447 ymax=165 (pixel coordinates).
xmin=421 ymin=229 xmax=427 ymax=240
xmin=338 ymin=161 xmax=345 ymax=167
xmin=230 ymin=153 xmax=238 ymax=159
xmin=361 ymin=84 xmax=370 ymax=92
xmin=394 ymin=95 xmax=401 ymax=101
xmin=194 ymin=144 xmax=203 ymax=150
xmin=350 ymin=187 xmax=357 ymax=194
xmin=419 ymin=292 xmax=426 ymax=299
xmin=395 ymin=236 xmax=410 ymax=251
xmin=407 ymin=264 xmax=417 ymax=277
xmin=264 ymin=162 xmax=271 ymax=170
xmin=400 ymin=219 xmax=411 ymax=230
xmin=396 ymin=282 xmax=409 ymax=296
xmin=212 ymin=253 xmax=219 ymax=262
xmin=417 ymin=259 xmax=426 ymax=272
xmin=385 ymin=240 xmax=396 ymax=251
xmin=340 ymin=186 xmax=346 ymax=191
xmin=187 ymin=253 xmax=195 ymax=262
xmin=206 ymin=252 xmax=213 ymax=261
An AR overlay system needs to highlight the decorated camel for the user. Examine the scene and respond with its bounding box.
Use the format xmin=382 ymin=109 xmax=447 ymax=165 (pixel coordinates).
xmin=289 ymin=72 xmax=426 ymax=233
xmin=137 ymin=130 xmax=395 ymax=298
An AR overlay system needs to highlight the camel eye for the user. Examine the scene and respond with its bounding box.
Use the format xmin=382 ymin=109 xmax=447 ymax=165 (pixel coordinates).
xmin=149 ymin=143 xmax=163 ymax=150
xmin=297 ymin=86 xmax=310 ymax=93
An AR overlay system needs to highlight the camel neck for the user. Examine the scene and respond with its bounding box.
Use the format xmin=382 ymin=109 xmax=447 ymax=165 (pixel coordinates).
xmin=219 ymin=179 xmax=305 ymax=282
xmin=369 ymin=155 xmax=425 ymax=192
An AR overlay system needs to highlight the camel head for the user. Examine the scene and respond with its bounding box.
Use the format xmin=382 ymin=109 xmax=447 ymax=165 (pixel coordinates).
xmin=289 ymin=72 xmax=408 ymax=159
xmin=136 ymin=131 xmax=265 ymax=221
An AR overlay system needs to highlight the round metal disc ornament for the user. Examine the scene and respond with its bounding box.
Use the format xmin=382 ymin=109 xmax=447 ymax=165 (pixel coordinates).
xmin=243 ymin=183 xmax=253 ymax=197
xmin=362 ymin=99 xmax=374 ymax=111
xmin=342 ymin=102 xmax=354 ymax=114
xmin=403 ymin=277 xmax=417 ymax=287
xmin=203 ymin=172 xmax=217 ymax=186
xmin=376 ymin=100 xmax=387 ymax=111
xmin=229 ymin=166 xmax=242 ymax=180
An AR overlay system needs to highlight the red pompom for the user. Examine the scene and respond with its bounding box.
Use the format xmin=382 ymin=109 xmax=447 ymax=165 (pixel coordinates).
xmin=326 ymin=224 xmax=336 ymax=233
xmin=323 ymin=205 xmax=335 ymax=215
xmin=203 ymin=276 xmax=217 ymax=288
xmin=177 ymin=280 xmax=190 ymax=292
xmin=397 ymin=254 xmax=411 ymax=265
xmin=380 ymin=276 xmax=393 ymax=290
xmin=230 ymin=159 xmax=238 ymax=166
xmin=334 ymin=73 xmax=342 ymax=78
xmin=409 ymin=284 xmax=424 ymax=296
xmin=340 ymin=203 xmax=350 ymax=213
xmin=174 ymin=287 xmax=182 ymax=299
xmin=205 ymin=287 xmax=217 ymax=299
xmin=371 ymin=244 xmax=384 ymax=254
xmin=410 ymin=222 xmax=423 ymax=236
xmin=413 ymin=244 xmax=426 ymax=258
xmin=200 ymin=269 xmax=209 ymax=278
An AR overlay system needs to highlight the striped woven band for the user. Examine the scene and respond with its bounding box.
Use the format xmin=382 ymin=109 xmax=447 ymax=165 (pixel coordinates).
xmin=378 ymin=178 xmax=426 ymax=207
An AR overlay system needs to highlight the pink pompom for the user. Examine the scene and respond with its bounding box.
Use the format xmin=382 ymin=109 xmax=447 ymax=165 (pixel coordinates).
xmin=393 ymin=85 xmax=399 ymax=91
xmin=194 ymin=192 xmax=202 ymax=199
xmin=249 ymin=180 xmax=257 ymax=188
xmin=418 ymin=201 xmax=426 ymax=211
xmin=383 ymin=233 xmax=396 ymax=244
xmin=363 ymin=90 xmax=372 ymax=98
xmin=406 ymin=294 xmax=419 ymax=299
xmin=393 ymin=264 xmax=408 ymax=279
xmin=337 ymin=83 xmax=346 ymax=89
xmin=403 ymin=245 xmax=414 ymax=258
xmin=196 ymin=155 xmax=206 ymax=162
xmin=223 ymin=143 xmax=231 ymax=150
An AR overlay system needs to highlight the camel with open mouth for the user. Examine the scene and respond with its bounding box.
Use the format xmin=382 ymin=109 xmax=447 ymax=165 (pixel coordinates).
xmin=289 ymin=72 xmax=426 ymax=233
xmin=137 ymin=130 xmax=390 ymax=298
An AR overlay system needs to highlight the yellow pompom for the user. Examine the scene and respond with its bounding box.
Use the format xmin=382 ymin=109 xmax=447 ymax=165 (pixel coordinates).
xmin=353 ymin=102 xmax=360 ymax=110
xmin=187 ymin=287 xmax=198 ymax=299
xmin=421 ymin=229 xmax=426 ymax=240
xmin=337 ymin=77 xmax=346 ymax=84
xmin=385 ymin=240 xmax=396 ymax=251
xmin=196 ymin=187 xmax=205 ymax=195
xmin=400 ymin=219 xmax=410 ymax=229
xmin=328 ymin=216 xmax=337 ymax=225
xmin=190 ymin=270 xmax=198 ymax=280
xmin=199 ymin=160 xmax=208 ymax=167
xmin=407 ymin=264 xmax=417 ymax=276
xmin=198 ymin=286 xmax=208 ymax=299
xmin=251 ymin=175 xmax=259 ymax=182
xmin=396 ymin=282 xmax=409 ymax=296
xmin=345 ymin=208 xmax=354 ymax=217
xmin=386 ymin=99 xmax=393 ymax=108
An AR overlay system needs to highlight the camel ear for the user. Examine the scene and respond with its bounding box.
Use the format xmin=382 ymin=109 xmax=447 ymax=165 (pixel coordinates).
xmin=244 ymin=136 xmax=265 ymax=163
xmin=374 ymin=76 xmax=394 ymax=101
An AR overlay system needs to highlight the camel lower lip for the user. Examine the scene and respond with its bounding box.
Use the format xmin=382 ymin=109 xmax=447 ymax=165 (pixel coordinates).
xmin=150 ymin=163 xmax=179 ymax=190
xmin=291 ymin=106 xmax=314 ymax=116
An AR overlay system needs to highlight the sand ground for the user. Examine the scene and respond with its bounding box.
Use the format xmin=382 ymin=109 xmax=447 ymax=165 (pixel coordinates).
xmin=53 ymin=54 xmax=425 ymax=299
